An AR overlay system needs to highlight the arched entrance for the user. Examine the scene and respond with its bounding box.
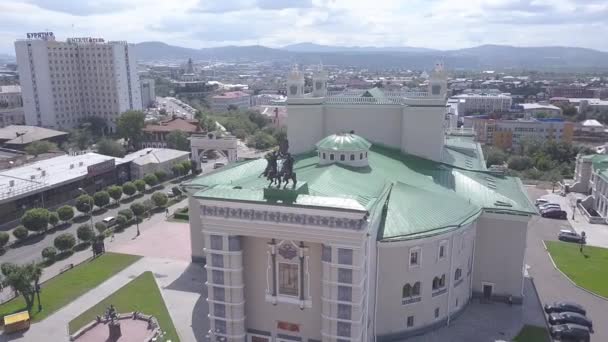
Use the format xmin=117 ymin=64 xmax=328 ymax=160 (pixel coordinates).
xmin=190 ymin=132 xmax=238 ymax=171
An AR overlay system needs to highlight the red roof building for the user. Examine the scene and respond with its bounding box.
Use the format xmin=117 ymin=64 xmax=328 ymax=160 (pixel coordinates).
xmin=142 ymin=117 xmax=201 ymax=148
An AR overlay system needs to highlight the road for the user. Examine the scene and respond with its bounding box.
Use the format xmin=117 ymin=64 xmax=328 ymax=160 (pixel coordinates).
xmin=156 ymin=96 xmax=196 ymax=119
xmin=1 ymin=184 xmax=182 ymax=266
xmin=526 ymin=186 xmax=608 ymax=342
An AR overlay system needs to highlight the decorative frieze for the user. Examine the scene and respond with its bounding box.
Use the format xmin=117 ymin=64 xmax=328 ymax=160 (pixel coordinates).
xmin=201 ymin=205 xmax=365 ymax=230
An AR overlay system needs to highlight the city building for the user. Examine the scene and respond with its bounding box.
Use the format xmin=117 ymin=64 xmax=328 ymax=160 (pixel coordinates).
xmin=14 ymin=33 xmax=142 ymax=131
xmin=463 ymin=116 xmax=574 ymax=150
xmin=450 ymin=93 xmax=512 ymax=115
xmin=0 ymin=85 xmax=25 ymax=128
xmin=141 ymin=117 xmax=201 ymax=148
xmin=577 ymin=119 xmax=605 ymax=134
xmin=519 ymin=103 xmax=562 ymax=118
xmin=121 ymin=148 xmax=190 ymax=180
xmin=548 ymin=86 xmax=595 ymax=99
xmin=184 ymin=65 xmax=536 ymax=342
xmin=569 ymin=154 xmax=608 ymax=223
xmin=259 ymin=106 xmax=287 ymax=128
xmin=211 ymin=91 xmax=251 ymax=112
xmin=0 ymin=125 xmax=68 ymax=149
xmin=141 ymin=79 xmax=155 ymax=108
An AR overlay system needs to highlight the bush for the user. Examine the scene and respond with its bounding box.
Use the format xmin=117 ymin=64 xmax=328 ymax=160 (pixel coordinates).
xmin=181 ymin=160 xmax=192 ymax=175
xmin=13 ymin=226 xmax=29 ymax=240
xmin=21 ymin=208 xmax=50 ymax=232
xmin=122 ymin=182 xmax=136 ymax=196
xmin=144 ymin=174 xmax=159 ymax=187
xmin=54 ymin=233 xmax=76 ymax=252
xmin=134 ymin=179 xmax=146 ymax=193
xmin=508 ymin=155 xmax=534 ymax=171
xmin=107 ymin=185 xmax=123 ymax=204
xmin=77 ymin=224 xmax=94 ymax=242
xmin=143 ymin=199 xmax=154 ymax=212
xmin=1 ymin=262 xmax=18 ymax=277
xmin=118 ymin=208 xmax=134 ymax=221
xmin=116 ymin=214 xmax=128 ymax=227
xmin=57 ymin=205 xmax=75 ymax=222
xmin=130 ymin=202 xmax=146 ymax=217
xmin=152 ymin=192 xmax=169 ymax=207
xmin=93 ymin=191 xmax=110 ymax=208
xmin=48 ymin=211 xmax=59 ymax=228
xmin=96 ymin=138 xmax=125 ymax=157
xmin=172 ymin=186 xmax=182 ymax=197
xmin=154 ymin=170 xmax=167 ymax=182
xmin=0 ymin=231 xmax=9 ymax=248
xmin=94 ymin=222 xmax=107 ymax=234
xmin=75 ymin=194 xmax=94 ymax=214
xmin=172 ymin=163 xmax=185 ymax=177
xmin=41 ymin=246 xmax=57 ymax=261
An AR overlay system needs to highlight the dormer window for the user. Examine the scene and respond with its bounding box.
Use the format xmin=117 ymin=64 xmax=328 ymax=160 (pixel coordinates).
xmin=315 ymin=133 xmax=371 ymax=168
xmin=340 ymin=154 xmax=345 ymax=161
xmin=350 ymin=154 xmax=355 ymax=161
xmin=330 ymin=154 xmax=334 ymax=161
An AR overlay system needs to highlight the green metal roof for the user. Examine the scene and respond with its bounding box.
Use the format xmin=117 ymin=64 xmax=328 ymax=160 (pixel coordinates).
xmin=188 ymin=144 xmax=536 ymax=241
xmin=590 ymin=154 xmax=608 ymax=172
xmin=316 ymin=133 xmax=372 ymax=151
xmin=443 ymin=136 xmax=487 ymax=171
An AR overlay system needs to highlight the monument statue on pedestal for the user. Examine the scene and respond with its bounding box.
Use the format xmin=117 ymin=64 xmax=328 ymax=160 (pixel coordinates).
xmin=260 ymin=140 xmax=297 ymax=189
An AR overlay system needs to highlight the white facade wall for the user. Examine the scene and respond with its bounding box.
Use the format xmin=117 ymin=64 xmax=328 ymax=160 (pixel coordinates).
xmin=15 ymin=38 xmax=141 ymax=131
xmin=452 ymin=94 xmax=512 ymax=114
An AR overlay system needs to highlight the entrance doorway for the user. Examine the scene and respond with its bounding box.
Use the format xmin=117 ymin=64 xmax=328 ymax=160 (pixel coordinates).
xmin=482 ymin=282 xmax=494 ymax=300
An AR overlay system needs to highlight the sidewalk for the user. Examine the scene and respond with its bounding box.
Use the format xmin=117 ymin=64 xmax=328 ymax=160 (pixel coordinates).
xmin=540 ymin=191 xmax=608 ymax=248
xmin=0 ymin=198 xmax=188 ymax=305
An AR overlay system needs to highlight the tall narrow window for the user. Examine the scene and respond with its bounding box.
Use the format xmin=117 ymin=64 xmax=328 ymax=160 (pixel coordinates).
xmin=407 ymin=316 xmax=414 ymax=327
xmin=278 ymin=263 xmax=299 ymax=297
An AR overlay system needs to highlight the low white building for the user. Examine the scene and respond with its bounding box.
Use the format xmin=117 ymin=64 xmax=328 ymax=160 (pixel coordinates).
xmin=450 ymin=93 xmax=512 ymax=115
xmin=577 ymin=119 xmax=605 ymax=134
xmin=184 ymin=65 xmax=536 ymax=342
xmin=211 ymin=91 xmax=251 ymax=112
xmin=122 ymin=148 xmax=190 ymax=180
xmin=520 ymin=103 xmax=562 ymax=118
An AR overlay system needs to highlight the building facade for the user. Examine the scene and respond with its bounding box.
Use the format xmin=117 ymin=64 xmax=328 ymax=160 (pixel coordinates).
xmin=141 ymin=79 xmax=155 ymax=109
xmin=463 ymin=116 xmax=574 ymax=150
xmin=450 ymin=93 xmax=512 ymax=115
xmin=0 ymin=85 xmax=25 ymax=128
xmin=185 ymin=65 xmax=536 ymax=342
xmin=141 ymin=117 xmax=201 ymax=148
xmin=15 ymin=33 xmax=142 ymax=131
xmin=211 ymin=91 xmax=251 ymax=112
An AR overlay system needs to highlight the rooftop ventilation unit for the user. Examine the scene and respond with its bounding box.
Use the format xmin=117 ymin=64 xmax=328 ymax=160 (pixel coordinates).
xmin=79 ymin=161 xmax=84 ymax=167
xmin=70 ymin=163 xmax=74 ymax=169
xmin=30 ymin=175 xmax=36 ymax=180
xmin=41 ymin=170 xmax=46 ymax=177
xmin=9 ymin=180 xmax=14 ymax=187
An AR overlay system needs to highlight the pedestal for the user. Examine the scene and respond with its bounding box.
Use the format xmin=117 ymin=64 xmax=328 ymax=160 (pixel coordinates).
xmin=109 ymin=321 xmax=122 ymax=340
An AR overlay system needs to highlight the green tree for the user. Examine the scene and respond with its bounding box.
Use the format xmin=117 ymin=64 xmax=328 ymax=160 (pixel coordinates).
xmin=0 ymin=231 xmax=9 ymax=250
xmin=75 ymin=194 xmax=94 ymax=215
xmin=181 ymin=160 xmax=192 ymax=175
xmin=48 ymin=211 xmax=59 ymax=229
xmin=172 ymin=163 xmax=184 ymax=177
xmin=81 ymin=116 xmax=107 ymax=138
xmin=152 ymin=192 xmax=169 ymax=208
xmin=94 ymin=222 xmax=107 ymax=235
xmin=12 ymin=226 xmax=29 ymax=240
xmin=53 ymin=233 xmax=76 ymax=252
xmin=166 ymin=130 xmax=190 ymax=151
xmin=57 ymin=205 xmax=74 ymax=223
xmin=485 ymin=147 xmax=507 ymax=168
xmin=117 ymin=110 xmax=146 ymax=148
xmin=561 ymin=105 xmax=577 ymax=117
xmin=134 ymin=179 xmax=146 ymax=194
xmin=69 ymin=129 xmax=90 ymax=150
xmin=96 ymin=138 xmax=125 ymax=157
xmin=143 ymin=199 xmax=154 ymax=213
xmin=508 ymin=155 xmax=534 ymax=171
xmin=93 ymin=191 xmax=110 ymax=208
xmin=118 ymin=208 xmax=134 ymax=221
xmin=41 ymin=246 xmax=57 ymax=262
xmin=122 ymin=182 xmax=136 ymax=196
xmin=247 ymin=131 xmax=277 ymax=150
xmin=1 ymin=262 xmax=18 ymax=277
xmin=130 ymin=202 xmax=146 ymax=217
xmin=535 ymin=155 xmax=554 ymax=171
xmin=21 ymin=208 xmax=50 ymax=232
xmin=25 ymin=140 xmax=57 ymax=157
xmin=107 ymin=185 xmax=123 ymax=204
xmin=116 ymin=214 xmax=128 ymax=227
xmin=0 ymin=262 xmax=42 ymax=311
xmin=76 ymin=224 xmax=94 ymax=243
xmin=154 ymin=170 xmax=167 ymax=182
xmin=144 ymin=174 xmax=159 ymax=187
xmin=172 ymin=186 xmax=182 ymax=197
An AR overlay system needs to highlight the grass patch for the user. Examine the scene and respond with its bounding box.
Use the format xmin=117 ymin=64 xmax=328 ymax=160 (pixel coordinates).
xmin=513 ymin=325 xmax=550 ymax=342
xmin=68 ymin=271 xmax=179 ymax=342
xmin=0 ymin=253 xmax=140 ymax=323
xmin=546 ymin=240 xmax=608 ymax=297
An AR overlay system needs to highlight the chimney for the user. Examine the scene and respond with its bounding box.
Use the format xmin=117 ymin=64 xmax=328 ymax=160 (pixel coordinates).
xmin=70 ymin=163 xmax=74 ymax=169
xmin=9 ymin=180 xmax=14 ymax=187
xmin=41 ymin=170 xmax=46 ymax=177
xmin=30 ymin=175 xmax=35 ymax=180
xmin=79 ymin=161 xmax=84 ymax=167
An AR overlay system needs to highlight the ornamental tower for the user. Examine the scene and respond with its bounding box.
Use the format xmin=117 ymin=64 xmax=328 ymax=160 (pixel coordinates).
xmin=287 ymin=65 xmax=305 ymax=98
xmin=312 ymin=63 xmax=328 ymax=98
xmin=428 ymin=61 xmax=447 ymax=98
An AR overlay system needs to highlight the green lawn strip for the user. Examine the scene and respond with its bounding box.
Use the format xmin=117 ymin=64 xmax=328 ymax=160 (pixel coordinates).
xmin=545 ymin=240 xmax=608 ymax=297
xmin=513 ymin=325 xmax=550 ymax=342
xmin=0 ymin=253 xmax=140 ymax=323
xmin=68 ymin=271 xmax=179 ymax=342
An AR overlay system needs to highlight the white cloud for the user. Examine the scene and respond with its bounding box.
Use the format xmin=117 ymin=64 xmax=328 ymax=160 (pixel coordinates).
xmin=0 ymin=0 xmax=607 ymax=54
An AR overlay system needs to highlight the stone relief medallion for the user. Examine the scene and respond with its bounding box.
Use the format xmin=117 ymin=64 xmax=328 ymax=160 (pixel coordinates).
xmin=278 ymin=242 xmax=298 ymax=260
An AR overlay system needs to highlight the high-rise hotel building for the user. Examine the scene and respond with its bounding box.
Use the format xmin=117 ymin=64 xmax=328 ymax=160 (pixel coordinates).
xmin=15 ymin=33 xmax=142 ymax=131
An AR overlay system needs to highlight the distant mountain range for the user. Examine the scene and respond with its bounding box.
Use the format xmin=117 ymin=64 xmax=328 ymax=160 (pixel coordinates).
xmin=131 ymin=41 xmax=608 ymax=70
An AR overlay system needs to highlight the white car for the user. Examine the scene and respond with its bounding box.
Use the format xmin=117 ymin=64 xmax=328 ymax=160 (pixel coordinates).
xmin=535 ymin=198 xmax=549 ymax=206
xmin=102 ymin=216 xmax=116 ymax=227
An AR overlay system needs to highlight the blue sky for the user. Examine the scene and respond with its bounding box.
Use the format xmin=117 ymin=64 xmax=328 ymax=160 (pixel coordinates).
xmin=1 ymin=0 xmax=607 ymax=54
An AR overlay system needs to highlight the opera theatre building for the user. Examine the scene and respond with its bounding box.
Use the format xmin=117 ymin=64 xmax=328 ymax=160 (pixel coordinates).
xmin=185 ymin=64 xmax=536 ymax=342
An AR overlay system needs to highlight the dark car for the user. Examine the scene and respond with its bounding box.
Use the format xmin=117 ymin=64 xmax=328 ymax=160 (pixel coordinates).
xmin=542 ymin=209 xmax=567 ymax=219
xmin=558 ymin=229 xmax=586 ymax=244
xmin=549 ymin=312 xmax=593 ymax=331
xmin=544 ymin=301 xmax=586 ymax=315
xmin=550 ymin=323 xmax=590 ymax=341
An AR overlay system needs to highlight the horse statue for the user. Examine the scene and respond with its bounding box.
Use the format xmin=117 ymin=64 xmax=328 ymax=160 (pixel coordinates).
xmin=260 ymin=151 xmax=281 ymax=186
xmin=278 ymin=153 xmax=297 ymax=189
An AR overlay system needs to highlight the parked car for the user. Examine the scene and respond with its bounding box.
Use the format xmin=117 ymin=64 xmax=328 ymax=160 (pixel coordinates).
xmin=549 ymin=312 xmax=593 ymax=331
xmin=549 ymin=323 xmax=590 ymax=341
xmin=202 ymin=156 xmax=208 ymax=163
xmin=166 ymin=190 xmax=176 ymax=198
xmin=545 ymin=301 xmax=586 ymax=315
xmin=535 ymin=198 xmax=549 ymax=206
xmin=558 ymin=229 xmax=585 ymax=244
xmin=539 ymin=203 xmax=560 ymax=211
xmin=102 ymin=216 xmax=116 ymax=227
xmin=214 ymin=162 xmax=225 ymax=169
xmin=542 ymin=209 xmax=567 ymax=219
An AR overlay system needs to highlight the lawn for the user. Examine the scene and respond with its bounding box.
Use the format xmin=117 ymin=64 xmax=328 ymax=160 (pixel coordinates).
xmin=68 ymin=271 xmax=179 ymax=342
xmin=513 ymin=325 xmax=550 ymax=342
xmin=546 ymin=240 xmax=608 ymax=297
xmin=0 ymin=252 xmax=140 ymax=323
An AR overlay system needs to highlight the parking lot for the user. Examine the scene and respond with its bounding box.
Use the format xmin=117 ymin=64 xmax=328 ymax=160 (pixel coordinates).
xmin=526 ymin=186 xmax=608 ymax=342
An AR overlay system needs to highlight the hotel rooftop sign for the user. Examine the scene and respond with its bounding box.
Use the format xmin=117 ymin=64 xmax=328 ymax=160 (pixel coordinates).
xmin=67 ymin=37 xmax=105 ymax=44
xmin=26 ymin=32 xmax=54 ymax=40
